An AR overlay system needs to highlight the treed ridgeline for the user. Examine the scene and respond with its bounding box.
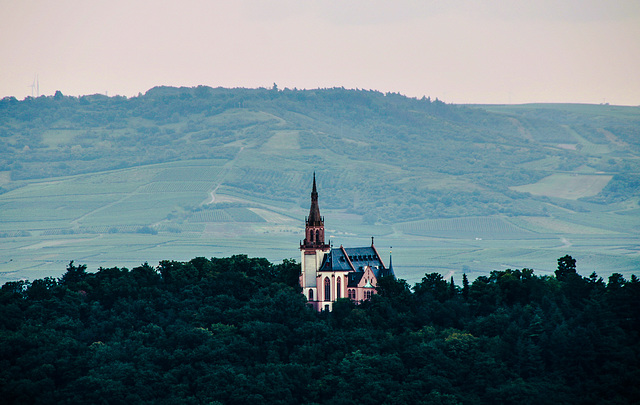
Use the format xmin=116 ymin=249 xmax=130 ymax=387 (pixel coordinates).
xmin=1 ymin=255 xmax=638 ymax=404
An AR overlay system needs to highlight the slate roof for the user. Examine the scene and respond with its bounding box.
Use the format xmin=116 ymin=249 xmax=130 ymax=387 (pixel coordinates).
xmin=347 ymin=271 xmax=365 ymax=288
xmin=319 ymin=246 xmax=394 ymax=279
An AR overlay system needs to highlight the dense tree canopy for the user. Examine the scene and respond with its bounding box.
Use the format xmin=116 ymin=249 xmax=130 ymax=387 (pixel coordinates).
xmin=1 ymin=255 xmax=638 ymax=404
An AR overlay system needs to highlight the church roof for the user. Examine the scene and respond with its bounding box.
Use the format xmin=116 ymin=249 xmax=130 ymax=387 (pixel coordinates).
xmin=347 ymin=271 xmax=365 ymax=287
xmin=319 ymin=246 xmax=392 ymax=279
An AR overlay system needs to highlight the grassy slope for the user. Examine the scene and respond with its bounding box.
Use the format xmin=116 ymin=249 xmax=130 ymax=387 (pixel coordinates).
xmin=1 ymin=90 xmax=639 ymax=284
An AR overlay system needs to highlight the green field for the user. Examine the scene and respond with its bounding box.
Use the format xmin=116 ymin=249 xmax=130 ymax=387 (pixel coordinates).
xmin=1 ymin=160 xmax=638 ymax=286
xmin=511 ymin=173 xmax=612 ymax=200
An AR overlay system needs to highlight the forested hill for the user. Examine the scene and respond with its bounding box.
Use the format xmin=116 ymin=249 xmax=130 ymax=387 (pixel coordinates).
xmin=1 ymin=255 xmax=639 ymax=403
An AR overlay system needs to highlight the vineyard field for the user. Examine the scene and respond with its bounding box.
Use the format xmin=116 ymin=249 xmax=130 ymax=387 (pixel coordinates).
xmin=397 ymin=216 xmax=535 ymax=239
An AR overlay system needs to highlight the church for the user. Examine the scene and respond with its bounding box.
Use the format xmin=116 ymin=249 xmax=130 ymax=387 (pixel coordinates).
xmin=299 ymin=174 xmax=394 ymax=311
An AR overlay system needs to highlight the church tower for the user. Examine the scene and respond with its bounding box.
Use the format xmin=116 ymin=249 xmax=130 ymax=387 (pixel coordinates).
xmin=300 ymin=173 xmax=330 ymax=309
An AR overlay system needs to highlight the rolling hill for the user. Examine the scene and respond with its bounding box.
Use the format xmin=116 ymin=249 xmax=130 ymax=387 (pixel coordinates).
xmin=1 ymin=87 xmax=639 ymax=283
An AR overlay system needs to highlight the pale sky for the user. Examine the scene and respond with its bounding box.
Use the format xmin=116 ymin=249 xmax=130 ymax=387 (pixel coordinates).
xmin=1 ymin=0 xmax=639 ymax=105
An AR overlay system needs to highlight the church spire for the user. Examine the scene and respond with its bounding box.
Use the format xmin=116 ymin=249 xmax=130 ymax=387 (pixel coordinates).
xmin=386 ymin=247 xmax=396 ymax=278
xmin=312 ymin=171 xmax=317 ymax=194
xmin=307 ymin=172 xmax=322 ymax=226
xmin=302 ymin=173 xmax=326 ymax=249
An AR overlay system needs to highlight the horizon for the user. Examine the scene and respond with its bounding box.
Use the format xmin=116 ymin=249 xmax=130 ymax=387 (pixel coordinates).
xmin=1 ymin=0 xmax=639 ymax=106
xmin=4 ymin=84 xmax=640 ymax=109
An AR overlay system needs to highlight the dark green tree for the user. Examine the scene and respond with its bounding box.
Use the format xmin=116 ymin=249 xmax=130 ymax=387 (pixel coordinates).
xmin=555 ymin=255 xmax=577 ymax=281
xmin=449 ymin=276 xmax=457 ymax=298
xmin=60 ymin=260 xmax=87 ymax=285
xmin=462 ymin=273 xmax=469 ymax=301
xmin=273 ymin=258 xmax=301 ymax=288
xmin=414 ymin=272 xmax=449 ymax=302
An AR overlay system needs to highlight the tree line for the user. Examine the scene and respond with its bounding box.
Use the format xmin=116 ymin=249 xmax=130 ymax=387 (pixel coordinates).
xmin=1 ymin=254 xmax=638 ymax=404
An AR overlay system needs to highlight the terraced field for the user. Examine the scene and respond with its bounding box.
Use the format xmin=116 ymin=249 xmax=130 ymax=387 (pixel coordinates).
xmin=0 ymin=158 xmax=638 ymax=285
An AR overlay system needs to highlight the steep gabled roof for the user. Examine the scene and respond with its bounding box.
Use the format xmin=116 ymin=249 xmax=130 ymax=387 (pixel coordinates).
xmin=319 ymin=246 xmax=388 ymax=278
xmin=347 ymin=271 xmax=365 ymax=287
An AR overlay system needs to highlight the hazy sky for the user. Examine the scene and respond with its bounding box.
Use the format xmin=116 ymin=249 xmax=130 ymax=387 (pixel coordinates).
xmin=2 ymin=0 xmax=639 ymax=105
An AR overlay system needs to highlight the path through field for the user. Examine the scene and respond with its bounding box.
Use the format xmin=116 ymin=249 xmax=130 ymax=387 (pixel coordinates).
xmin=71 ymin=189 xmax=140 ymax=229
xmin=205 ymin=146 xmax=245 ymax=205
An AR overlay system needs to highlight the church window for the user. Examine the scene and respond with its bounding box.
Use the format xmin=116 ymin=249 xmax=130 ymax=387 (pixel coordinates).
xmin=364 ymin=290 xmax=372 ymax=300
xmin=308 ymin=289 xmax=314 ymax=301
xmin=324 ymin=277 xmax=331 ymax=301
xmin=316 ymin=230 xmax=320 ymax=243
xmin=348 ymin=289 xmax=355 ymax=300
xmin=336 ymin=277 xmax=341 ymax=298
xmin=309 ymin=231 xmax=314 ymax=242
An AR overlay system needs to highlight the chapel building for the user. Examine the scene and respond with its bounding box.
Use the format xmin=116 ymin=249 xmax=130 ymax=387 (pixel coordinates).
xmin=299 ymin=174 xmax=394 ymax=311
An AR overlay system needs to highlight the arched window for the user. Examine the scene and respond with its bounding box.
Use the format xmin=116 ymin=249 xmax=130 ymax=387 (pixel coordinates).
xmin=316 ymin=230 xmax=320 ymax=243
xmin=309 ymin=230 xmax=314 ymax=242
xmin=336 ymin=277 xmax=341 ymax=299
xmin=324 ymin=277 xmax=331 ymax=302
xmin=308 ymin=289 xmax=314 ymax=301
xmin=348 ymin=289 xmax=355 ymax=300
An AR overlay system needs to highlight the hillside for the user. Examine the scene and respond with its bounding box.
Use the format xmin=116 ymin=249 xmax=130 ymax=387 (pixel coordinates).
xmin=1 ymin=87 xmax=639 ymax=281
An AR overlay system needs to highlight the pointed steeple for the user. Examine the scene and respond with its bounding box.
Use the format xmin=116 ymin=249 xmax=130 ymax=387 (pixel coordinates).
xmin=307 ymin=172 xmax=322 ymax=226
xmin=312 ymin=172 xmax=317 ymax=194
xmin=302 ymin=173 xmax=327 ymax=249
xmin=386 ymin=247 xmax=396 ymax=278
